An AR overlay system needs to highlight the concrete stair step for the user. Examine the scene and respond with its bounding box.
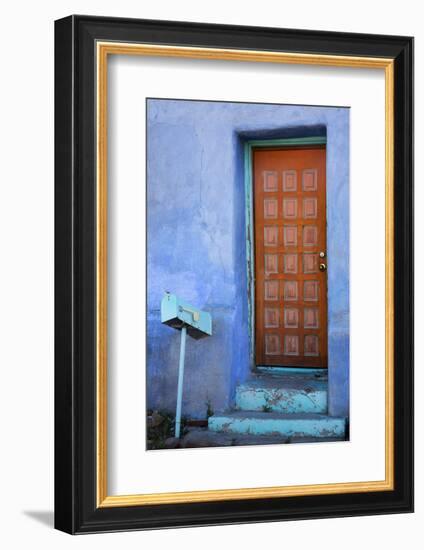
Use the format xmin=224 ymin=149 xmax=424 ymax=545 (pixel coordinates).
xmin=208 ymin=411 xmax=346 ymax=439
xmin=235 ymin=374 xmax=327 ymax=414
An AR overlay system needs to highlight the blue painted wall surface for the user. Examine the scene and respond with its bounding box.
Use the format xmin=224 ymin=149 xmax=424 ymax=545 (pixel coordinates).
xmin=147 ymin=99 xmax=349 ymax=419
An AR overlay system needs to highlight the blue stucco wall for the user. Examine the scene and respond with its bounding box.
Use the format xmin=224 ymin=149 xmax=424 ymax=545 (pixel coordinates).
xmin=147 ymin=99 xmax=349 ymax=419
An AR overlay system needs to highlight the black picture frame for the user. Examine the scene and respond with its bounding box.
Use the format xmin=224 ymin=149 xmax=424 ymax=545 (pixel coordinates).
xmin=55 ymin=14 xmax=414 ymax=534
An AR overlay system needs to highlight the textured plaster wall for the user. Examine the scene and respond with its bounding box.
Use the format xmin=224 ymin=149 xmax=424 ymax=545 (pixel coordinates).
xmin=146 ymin=99 xmax=349 ymax=418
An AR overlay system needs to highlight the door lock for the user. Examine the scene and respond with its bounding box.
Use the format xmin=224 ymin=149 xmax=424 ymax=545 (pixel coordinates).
xmin=319 ymin=251 xmax=326 ymax=258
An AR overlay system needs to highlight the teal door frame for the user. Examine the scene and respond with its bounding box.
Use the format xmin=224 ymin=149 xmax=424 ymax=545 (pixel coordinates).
xmin=244 ymin=136 xmax=327 ymax=368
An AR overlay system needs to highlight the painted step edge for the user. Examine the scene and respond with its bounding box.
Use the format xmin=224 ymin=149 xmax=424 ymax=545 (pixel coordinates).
xmin=208 ymin=413 xmax=346 ymax=439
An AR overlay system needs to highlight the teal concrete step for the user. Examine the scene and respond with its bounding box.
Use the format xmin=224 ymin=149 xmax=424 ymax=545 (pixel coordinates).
xmin=208 ymin=411 xmax=346 ymax=439
xmin=235 ymin=373 xmax=327 ymax=414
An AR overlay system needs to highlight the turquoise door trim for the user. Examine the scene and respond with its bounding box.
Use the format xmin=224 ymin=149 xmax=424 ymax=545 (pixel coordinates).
xmin=244 ymin=136 xmax=327 ymax=368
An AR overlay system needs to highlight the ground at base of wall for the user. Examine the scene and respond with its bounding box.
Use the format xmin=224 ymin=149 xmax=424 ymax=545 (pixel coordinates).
xmin=146 ymin=410 xmax=188 ymax=450
xmin=162 ymin=427 xmax=346 ymax=449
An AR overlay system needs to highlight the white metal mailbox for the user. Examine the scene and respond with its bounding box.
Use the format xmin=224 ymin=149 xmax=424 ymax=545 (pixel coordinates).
xmin=161 ymin=293 xmax=212 ymax=339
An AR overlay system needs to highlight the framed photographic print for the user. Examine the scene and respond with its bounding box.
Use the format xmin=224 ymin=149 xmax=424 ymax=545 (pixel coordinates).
xmin=54 ymin=15 xmax=413 ymax=533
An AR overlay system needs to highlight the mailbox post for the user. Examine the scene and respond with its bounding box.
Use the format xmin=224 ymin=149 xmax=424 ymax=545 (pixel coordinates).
xmin=161 ymin=293 xmax=212 ymax=438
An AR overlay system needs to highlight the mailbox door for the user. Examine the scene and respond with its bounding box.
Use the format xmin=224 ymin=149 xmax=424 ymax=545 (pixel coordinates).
xmin=253 ymin=147 xmax=328 ymax=368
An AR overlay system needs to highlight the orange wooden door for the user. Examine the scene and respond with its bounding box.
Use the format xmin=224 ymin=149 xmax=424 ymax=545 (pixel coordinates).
xmin=253 ymin=147 xmax=327 ymax=368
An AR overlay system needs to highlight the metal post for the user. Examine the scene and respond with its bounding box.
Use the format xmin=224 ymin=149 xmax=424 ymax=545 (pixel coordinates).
xmin=175 ymin=325 xmax=187 ymax=438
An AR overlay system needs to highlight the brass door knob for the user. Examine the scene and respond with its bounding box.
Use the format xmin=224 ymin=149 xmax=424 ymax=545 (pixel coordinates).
xmin=319 ymin=263 xmax=327 ymax=272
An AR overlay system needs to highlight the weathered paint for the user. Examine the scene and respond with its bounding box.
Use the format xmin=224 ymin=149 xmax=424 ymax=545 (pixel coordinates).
xmin=147 ymin=99 xmax=349 ymax=419
xmin=208 ymin=411 xmax=346 ymax=439
xmin=235 ymin=378 xmax=327 ymax=414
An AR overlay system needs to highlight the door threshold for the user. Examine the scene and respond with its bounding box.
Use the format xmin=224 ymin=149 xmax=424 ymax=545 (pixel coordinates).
xmin=256 ymin=366 xmax=327 ymax=376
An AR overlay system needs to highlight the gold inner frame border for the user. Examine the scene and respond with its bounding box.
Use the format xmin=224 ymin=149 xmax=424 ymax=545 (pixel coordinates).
xmin=96 ymin=41 xmax=394 ymax=508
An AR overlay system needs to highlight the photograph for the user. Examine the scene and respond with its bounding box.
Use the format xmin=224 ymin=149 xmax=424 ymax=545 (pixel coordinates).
xmin=146 ymin=98 xmax=350 ymax=450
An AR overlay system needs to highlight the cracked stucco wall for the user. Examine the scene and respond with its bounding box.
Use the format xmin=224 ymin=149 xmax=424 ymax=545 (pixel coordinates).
xmin=146 ymin=99 xmax=349 ymax=418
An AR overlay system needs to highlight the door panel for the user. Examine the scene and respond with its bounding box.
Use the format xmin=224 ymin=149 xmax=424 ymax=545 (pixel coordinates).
xmin=253 ymin=147 xmax=327 ymax=368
